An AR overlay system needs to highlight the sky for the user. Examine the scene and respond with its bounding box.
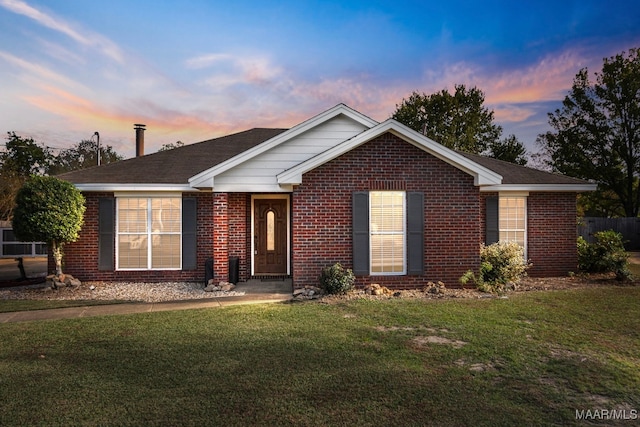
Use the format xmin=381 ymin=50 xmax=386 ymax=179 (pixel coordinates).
xmin=0 ymin=0 xmax=639 ymax=159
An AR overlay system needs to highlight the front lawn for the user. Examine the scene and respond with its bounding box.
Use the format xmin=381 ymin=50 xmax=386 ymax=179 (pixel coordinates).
xmin=1 ymin=287 xmax=639 ymax=426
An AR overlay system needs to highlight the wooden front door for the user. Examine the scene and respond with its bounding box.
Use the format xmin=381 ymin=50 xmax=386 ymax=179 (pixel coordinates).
xmin=254 ymin=198 xmax=288 ymax=275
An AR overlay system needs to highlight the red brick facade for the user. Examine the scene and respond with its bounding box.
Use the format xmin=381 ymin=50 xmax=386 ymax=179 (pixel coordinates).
xmin=527 ymin=192 xmax=578 ymax=276
xmin=212 ymin=192 xmax=229 ymax=281
xmin=292 ymin=132 xmax=482 ymax=289
xmin=228 ymin=193 xmax=251 ymax=280
xmin=58 ymin=132 xmax=579 ymax=288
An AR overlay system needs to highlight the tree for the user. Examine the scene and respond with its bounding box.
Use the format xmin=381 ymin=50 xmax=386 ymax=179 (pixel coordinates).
xmin=158 ymin=141 xmax=184 ymax=152
xmin=488 ymin=134 xmax=528 ymax=165
xmin=49 ymin=139 xmax=123 ymax=175
xmin=0 ymin=132 xmax=53 ymax=220
xmin=392 ymin=85 xmax=502 ymax=154
xmin=536 ymin=48 xmax=640 ymax=217
xmin=12 ymin=176 xmax=85 ymax=276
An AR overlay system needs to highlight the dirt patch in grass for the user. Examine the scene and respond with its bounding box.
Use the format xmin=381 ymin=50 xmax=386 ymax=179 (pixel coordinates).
xmin=411 ymin=335 xmax=468 ymax=348
xmin=455 ymin=359 xmax=498 ymax=372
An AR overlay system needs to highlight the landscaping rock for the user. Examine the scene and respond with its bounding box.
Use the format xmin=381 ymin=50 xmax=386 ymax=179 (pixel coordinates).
xmin=204 ymin=281 xmax=236 ymax=292
xmin=44 ymin=273 xmax=81 ymax=290
xmin=292 ymin=286 xmax=323 ymax=300
xmin=423 ymin=281 xmax=446 ymax=295
xmin=364 ymin=283 xmax=392 ymax=296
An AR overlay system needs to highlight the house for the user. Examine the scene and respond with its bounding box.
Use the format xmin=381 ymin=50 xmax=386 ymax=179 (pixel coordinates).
xmin=57 ymin=104 xmax=595 ymax=289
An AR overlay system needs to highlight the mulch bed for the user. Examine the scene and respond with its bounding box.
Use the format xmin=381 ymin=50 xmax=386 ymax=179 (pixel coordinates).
xmin=317 ymin=273 xmax=637 ymax=304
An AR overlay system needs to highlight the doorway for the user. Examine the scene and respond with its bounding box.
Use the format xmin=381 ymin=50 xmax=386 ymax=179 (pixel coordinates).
xmin=252 ymin=196 xmax=290 ymax=275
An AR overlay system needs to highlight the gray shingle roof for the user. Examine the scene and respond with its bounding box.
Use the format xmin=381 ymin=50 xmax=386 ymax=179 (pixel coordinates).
xmin=58 ymin=128 xmax=288 ymax=184
xmin=457 ymin=151 xmax=592 ymax=186
xmin=59 ymin=127 xmax=590 ymax=187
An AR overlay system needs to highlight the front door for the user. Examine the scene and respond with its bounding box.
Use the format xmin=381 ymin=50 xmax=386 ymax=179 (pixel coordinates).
xmin=254 ymin=198 xmax=288 ymax=275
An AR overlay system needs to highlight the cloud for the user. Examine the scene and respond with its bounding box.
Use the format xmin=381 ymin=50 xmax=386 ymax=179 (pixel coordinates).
xmin=0 ymin=50 xmax=83 ymax=89
xmin=400 ymin=48 xmax=598 ymax=124
xmin=0 ymin=0 xmax=124 ymax=62
xmin=492 ymin=104 xmax=538 ymax=123
xmin=185 ymin=53 xmax=232 ymax=69
xmin=187 ymin=53 xmax=283 ymax=88
xmin=485 ymin=51 xmax=589 ymax=105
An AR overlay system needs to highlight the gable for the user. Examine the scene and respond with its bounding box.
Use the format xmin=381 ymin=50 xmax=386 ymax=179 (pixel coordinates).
xmin=278 ymin=119 xmax=503 ymax=187
xmin=189 ymin=105 xmax=377 ymax=191
xmin=300 ymin=132 xmax=478 ymax=189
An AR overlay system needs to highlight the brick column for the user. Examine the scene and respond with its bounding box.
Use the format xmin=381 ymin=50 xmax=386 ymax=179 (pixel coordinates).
xmin=213 ymin=192 xmax=229 ymax=281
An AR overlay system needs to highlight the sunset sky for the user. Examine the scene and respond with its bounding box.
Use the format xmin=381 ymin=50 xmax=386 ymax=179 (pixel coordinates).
xmin=1 ymin=0 xmax=639 ymax=159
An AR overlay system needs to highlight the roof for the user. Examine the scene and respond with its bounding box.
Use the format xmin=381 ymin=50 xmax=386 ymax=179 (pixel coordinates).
xmin=58 ymin=128 xmax=287 ymax=186
xmin=58 ymin=104 xmax=595 ymax=193
xmin=457 ymin=151 xmax=595 ymax=191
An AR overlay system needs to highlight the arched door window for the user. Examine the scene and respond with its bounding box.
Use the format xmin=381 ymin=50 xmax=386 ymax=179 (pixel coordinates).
xmin=266 ymin=210 xmax=275 ymax=251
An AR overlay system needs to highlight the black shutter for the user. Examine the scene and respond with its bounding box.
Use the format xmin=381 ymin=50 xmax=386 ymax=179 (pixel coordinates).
xmin=182 ymin=197 xmax=197 ymax=270
xmin=407 ymin=192 xmax=424 ymax=275
xmin=485 ymin=196 xmax=499 ymax=245
xmin=352 ymin=192 xmax=369 ymax=275
xmin=98 ymin=198 xmax=114 ymax=271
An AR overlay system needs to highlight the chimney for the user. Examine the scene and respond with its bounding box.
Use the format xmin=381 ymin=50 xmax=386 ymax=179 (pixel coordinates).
xmin=134 ymin=124 xmax=146 ymax=157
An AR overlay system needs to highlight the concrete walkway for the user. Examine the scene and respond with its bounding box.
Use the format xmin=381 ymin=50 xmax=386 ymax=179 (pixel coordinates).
xmin=0 ymin=279 xmax=293 ymax=324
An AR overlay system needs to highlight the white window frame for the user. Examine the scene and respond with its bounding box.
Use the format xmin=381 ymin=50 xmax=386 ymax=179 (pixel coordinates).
xmin=498 ymin=193 xmax=528 ymax=259
xmin=369 ymin=191 xmax=406 ymax=275
xmin=115 ymin=196 xmax=182 ymax=271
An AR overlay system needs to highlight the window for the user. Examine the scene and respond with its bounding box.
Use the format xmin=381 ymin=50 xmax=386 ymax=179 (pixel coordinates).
xmin=266 ymin=210 xmax=275 ymax=251
xmin=117 ymin=197 xmax=181 ymax=269
xmin=0 ymin=229 xmax=47 ymax=257
xmin=369 ymin=191 xmax=406 ymax=274
xmin=499 ymin=196 xmax=527 ymax=255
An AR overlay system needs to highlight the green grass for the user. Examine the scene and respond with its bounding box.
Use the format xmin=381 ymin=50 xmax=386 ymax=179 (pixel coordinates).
xmin=1 ymin=287 xmax=639 ymax=426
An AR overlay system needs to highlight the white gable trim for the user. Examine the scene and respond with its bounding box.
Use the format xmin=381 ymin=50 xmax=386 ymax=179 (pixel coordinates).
xmin=277 ymin=119 xmax=503 ymax=187
xmin=188 ymin=104 xmax=378 ymax=189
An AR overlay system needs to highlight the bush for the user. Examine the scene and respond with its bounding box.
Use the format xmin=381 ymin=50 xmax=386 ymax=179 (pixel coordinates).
xmin=13 ymin=176 xmax=85 ymax=276
xmin=577 ymin=230 xmax=631 ymax=280
xmin=319 ymin=263 xmax=355 ymax=295
xmin=460 ymin=241 xmax=530 ymax=293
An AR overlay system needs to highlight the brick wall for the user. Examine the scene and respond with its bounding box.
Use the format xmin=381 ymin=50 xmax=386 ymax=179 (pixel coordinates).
xmin=212 ymin=192 xmax=229 ymax=281
xmin=58 ymin=192 xmax=215 ymax=283
xmin=527 ymin=192 xmax=578 ymax=276
xmin=228 ymin=193 xmax=250 ymax=281
xmin=292 ymin=132 xmax=482 ymax=289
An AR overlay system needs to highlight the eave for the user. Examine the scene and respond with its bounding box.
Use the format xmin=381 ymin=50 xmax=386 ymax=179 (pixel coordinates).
xmin=480 ymin=183 xmax=598 ymax=192
xmin=74 ymin=183 xmax=202 ymax=193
